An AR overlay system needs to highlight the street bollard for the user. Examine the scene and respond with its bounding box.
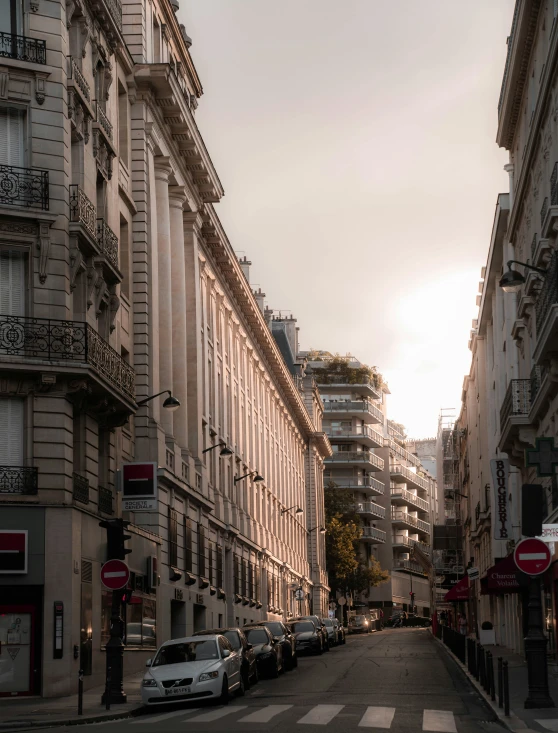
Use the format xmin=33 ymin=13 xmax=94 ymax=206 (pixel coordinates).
xmin=475 ymin=643 xmax=481 ymax=681
xmin=498 ymin=657 xmax=503 ymax=709
xmin=487 ymin=652 xmax=495 ymax=701
xmin=503 ymin=661 xmax=510 ymax=717
xmin=105 ymin=666 xmax=111 ymax=711
xmin=78 ymin=669 xmax=84 ymax=716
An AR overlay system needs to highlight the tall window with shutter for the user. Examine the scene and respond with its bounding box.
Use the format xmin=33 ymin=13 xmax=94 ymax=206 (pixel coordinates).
xmin=0 ymin=398 xmax=24 ymax=466
xmin=0 ymin=0 xmax=23 ymax=37
xmin=0 ymin=249 xmax=25 ymax=316
xmin=0 ymin=107 xmax=24 ymax=167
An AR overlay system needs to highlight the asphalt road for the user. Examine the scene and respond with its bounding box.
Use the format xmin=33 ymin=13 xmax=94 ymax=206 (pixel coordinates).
xmin=55 ymin=629 xmax=501 ymax=732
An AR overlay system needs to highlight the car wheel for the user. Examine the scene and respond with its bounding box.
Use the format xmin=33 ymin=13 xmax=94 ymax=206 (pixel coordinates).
xmin=218 ymin=676 xmax=229 ymax=706
xmin=236 ymin=673 xmax=246 ymax=697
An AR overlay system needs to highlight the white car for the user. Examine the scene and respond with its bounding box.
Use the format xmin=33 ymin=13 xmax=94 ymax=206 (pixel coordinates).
xmin=141 ymin=635 xmax=243 ymax=706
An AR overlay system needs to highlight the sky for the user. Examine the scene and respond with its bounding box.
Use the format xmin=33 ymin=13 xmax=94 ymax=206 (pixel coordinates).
xmin=179 ymin=0 xmax=513 ymax=439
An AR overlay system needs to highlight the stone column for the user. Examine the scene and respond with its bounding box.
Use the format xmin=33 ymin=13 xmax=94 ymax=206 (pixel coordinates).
xmin=168 ymin=186 xmax=189 ymax=451
xmin=154 ymin=159 xmax=173 ymax=437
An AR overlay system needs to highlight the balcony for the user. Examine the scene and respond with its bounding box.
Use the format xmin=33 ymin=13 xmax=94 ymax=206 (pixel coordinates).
xmin=391 ymin=509 xmax=430 ymax=535
xmin=73 ymin=472 xmax=89 ymax=504
xmin=0 ymin=466 xmax=38 ymax=495
xmin=390 ymin=486 xmax=429 ymax=513
xmin=361 ymin=526 xmax=387 ymax=543
xmin=389 ymin=464 xmax=429 ymax=492
xmin=499 ymin=378 xmax=532 ymax=453
xmin=385 ymin=438 xmax=421 ymax=468
xmin=0 ymin=31 xmax=46 ymax=64
xmin=69 ymin=185 xmax=96 ymax=239
xmin=0 ymin=314 xmax=135 ymax=404
xmin=327 ymin=424 xmax=384 ymax=449
xmin=326 ymin=475 xmax=385 ymax=496
xmin=95 ymin=102 xmax=113 ymax=141
xmin=69 ymin=57 xmax=91 ymax=103
xmin=392 ymin=535 xmax=430 ymax=555
xmin=314 ymin=374 xmax=382 ymax=400
xmin=393 ymin=560 xmax=427 ymax=576
xmin=98 ymin=485 xmax=114 ymax=515
xmin=96 ymin=218 xmax=119 ymax=269
xmin=387 ymin=420 xmax=405 ymax=442
xmin=323 ymin=400 xmax=383 ymax=424
xmin=533 ymin=250 xmax=558 ymax=364
xmin=355 ymin=501 xmax=386 ymax=520
xmin=0 ymin=164 xmax=49 ymax=210
xmin=325 ymin=451 xmax=384 ymax=471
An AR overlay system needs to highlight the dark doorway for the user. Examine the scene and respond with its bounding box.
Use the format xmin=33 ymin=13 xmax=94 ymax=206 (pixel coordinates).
xmin=193 ymin=604 xmax=206 ymax=632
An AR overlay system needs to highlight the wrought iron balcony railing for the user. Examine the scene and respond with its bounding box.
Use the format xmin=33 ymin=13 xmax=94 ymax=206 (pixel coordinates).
xmin=69 ymin=185 xmax=96 ymax=239
xmin=0 ymin=31 xmax=46 ymax=64
xmin=96 ymin=218 xmax=118 ymax=268
xmin=95 ymin=101 xmax=113 ymax=140
xmin=0 ymin=164 xmax=49 ymax=210
xmin=541 ymin=197 xmax=549 ymax=227
xmin=73 ymin=472 xmax=89 ymax=504
xmin=0 ymin=314 xmax=135 ymax=400
xmin=98 ymin=485 xmax=114 ymax=514
xmin=535 ymin=250 xmax=558 ymax=337
xmin=530 ymin=364 xmax=547 ymax=405
xmin=0 ymin=466 xmax=38 ymax=495
xmin=105 ymin=0 xmax=122 ymax=30
xmin=69 ymin=57 xmax=91 ymax=101
xmin=500 ymin=378 xmax=531 ymax=427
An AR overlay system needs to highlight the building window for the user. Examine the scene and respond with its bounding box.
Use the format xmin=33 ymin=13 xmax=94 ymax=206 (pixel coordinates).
xmin=216 ymin=545 xmax=223 ymax=588
xmin=0 ymin=248 xmax=25 ymax=315
xmin=119 ymin=217 xmax=129 ymax=299
xmin=118 ymin=82 xmax=129 ymax=167
xmin=0 ymin=107 xmax=24 ymax=166
xmin=168 ymin=508 xmax=178 ymax=567
xmin=234 ymin=555 xmax=241 ymax=595
xmin=0 ymin=397 xmax=23 ymax=465
xmin=0 ymin=0 xmax=23 ymax=37
xmin=184 ymin=517 xmax=193 ymax=572
xmin=101 ymin=592 xmax=156 ymax=648
xmin=198 ymin=524 xmax=206 ymax=577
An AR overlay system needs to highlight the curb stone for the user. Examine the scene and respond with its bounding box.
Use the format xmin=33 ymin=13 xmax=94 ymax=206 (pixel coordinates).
xmin=0 ymin=706 xmax=145 ymax=732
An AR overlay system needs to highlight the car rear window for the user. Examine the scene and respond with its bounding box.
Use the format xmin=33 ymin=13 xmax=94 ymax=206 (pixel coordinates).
xmin=323 ymin=619 xmax=333 ymax=626
xmin=245 ymin=628 xmax=269 ymax=644
xmin=265 ymin=623 xmax=283 ymax=636
xmin=153 ymin=640 xmax=218 ymax=666
xmin=291 ymin=621 xmax=314 ymax=633
xmin=223 ymin=631 xmax=240 ymax=650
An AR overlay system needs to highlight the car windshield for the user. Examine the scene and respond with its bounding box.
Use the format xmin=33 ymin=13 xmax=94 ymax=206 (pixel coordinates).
xmin=292 ymin=621 xmax=314 ymax=633
xmin=223 ymin=631 xmax=241 ymax=650
xmin=352 ymin=616 xmax=366 ymax=623
xmin=152 ymin=640 xmax=219 ymax=666
xmin=323 ymin=619 xmax=333 ymax=627
xmin=265 ymin=623 xmax=283 ymax=636
xmin=245 ymin=628 xmax=269 ymax=644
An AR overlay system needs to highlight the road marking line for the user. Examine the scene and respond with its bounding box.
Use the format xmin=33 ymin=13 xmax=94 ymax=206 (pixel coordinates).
xmin=423 ymin=710 xmax=457 ymax=732
xmin=297 ymin=705 xmax=344 ymax=725
xmin=358 ymin=706 xmax=396 ymax=728
xmin=239 ymin=705 xmax=293 ymax=723
xmin=130 ymin=709 xmax=199 ymax=724
xmin=535 ymin=722 xmax=558 ymax=731
xmin=187 ymin=705 xmax=247 ymax=722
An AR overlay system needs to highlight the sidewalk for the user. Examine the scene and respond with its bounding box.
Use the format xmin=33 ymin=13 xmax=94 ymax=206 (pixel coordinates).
xmin=0 ymin=672 xmax=145 ymax=731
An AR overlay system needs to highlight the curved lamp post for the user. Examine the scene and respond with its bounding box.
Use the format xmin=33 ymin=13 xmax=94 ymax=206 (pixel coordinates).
xmin=282 ymin=505 xmax=304 ymax=516
xmin=202 ymin=441 xmax=233 ymax=457
xmin=234 ymin=471 xmax=264 ymax=484
xmin=136 ymin=389 xmax=180 ymax=411
xmin=499 ymin=260 xmax=547 ymax=293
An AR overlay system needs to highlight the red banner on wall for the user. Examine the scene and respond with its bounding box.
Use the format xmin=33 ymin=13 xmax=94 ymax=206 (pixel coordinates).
xmin=444 ymin=575 xmax=469 ymax=601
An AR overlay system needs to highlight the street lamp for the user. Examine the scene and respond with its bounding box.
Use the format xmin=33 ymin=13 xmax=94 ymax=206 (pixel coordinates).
xmin=309 ymin=525 xmax=326 ymax=534
xmin=499 ymin=260 xmax=547 ymax=293
xmin=136 ymin=389 xmax=180 ymax=411
xmin=282 ymin=505 xmax=303 ymax=516
xmin=234 ymin=471 xmax=264 ymax=484
xmin=202 ymin=441 xmax=233 ymax=457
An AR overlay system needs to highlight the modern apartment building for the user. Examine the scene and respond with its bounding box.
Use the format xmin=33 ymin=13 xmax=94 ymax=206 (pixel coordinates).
xmin=0 ymin=0 xmax=330 ymax=698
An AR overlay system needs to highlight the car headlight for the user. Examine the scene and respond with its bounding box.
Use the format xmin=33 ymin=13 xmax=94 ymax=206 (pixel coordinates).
xmin=142 ymin=678 xmax=157 ymax=687
xmin=364 ymin=621 xmax=368 ymax=625
xmin=199 ymin=671 xmax=219 ymax=681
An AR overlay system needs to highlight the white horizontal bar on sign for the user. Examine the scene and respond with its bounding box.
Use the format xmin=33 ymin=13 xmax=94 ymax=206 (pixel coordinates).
xmin=518 ymin=553 xmax=548 ymax=560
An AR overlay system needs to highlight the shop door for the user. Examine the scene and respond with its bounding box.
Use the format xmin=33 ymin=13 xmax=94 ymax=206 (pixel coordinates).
xmin=0 ymin=606 xmax=34 ymax=696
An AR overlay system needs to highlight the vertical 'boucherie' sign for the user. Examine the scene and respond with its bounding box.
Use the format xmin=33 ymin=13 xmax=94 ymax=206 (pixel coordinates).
xmin=490 ymin=458 xmax=511 ymax=540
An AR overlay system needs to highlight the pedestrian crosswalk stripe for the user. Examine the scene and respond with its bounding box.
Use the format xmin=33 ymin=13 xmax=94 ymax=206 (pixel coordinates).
xmin=358 ymin=706 xmax=396 ymax=728
xmin=187 ymin=706 xmax=248 ymax=723
xmin=298 ymin=705 xmax=345 ymax=725
xmin=422 ymin=709 xmax=457 ymax=733
xmin=239 ymin=705 xmax=294 ymax=723
xmin=535 ymin=722 xmax=558 ymax=731
xmin=130 ymin=709 xmax=199 ymax=724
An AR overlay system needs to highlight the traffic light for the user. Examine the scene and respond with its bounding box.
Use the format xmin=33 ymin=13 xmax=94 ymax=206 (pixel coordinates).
xmin=99 ymin=518 xmax=132 ymax=560
xmin=120 ymin=588 xmax=133 ymax=604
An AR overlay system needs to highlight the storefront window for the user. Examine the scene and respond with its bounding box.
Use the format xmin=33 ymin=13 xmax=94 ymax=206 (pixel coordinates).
xmin=101 ymin=592 xmax=157 ymax=648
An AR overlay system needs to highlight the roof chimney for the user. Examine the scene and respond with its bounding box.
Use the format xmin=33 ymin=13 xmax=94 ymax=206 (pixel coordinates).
xmin=253 ymin=288 xmax=266 ymax=314
xmin=239 ymin=256 xmax=251 ymax=283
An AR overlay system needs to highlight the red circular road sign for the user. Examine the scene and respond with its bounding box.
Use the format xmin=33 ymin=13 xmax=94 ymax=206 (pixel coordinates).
xmin=100 ymin=559 xmax=130 ymax=590
xmin=513 ymin=538 xmax=552 ymax=576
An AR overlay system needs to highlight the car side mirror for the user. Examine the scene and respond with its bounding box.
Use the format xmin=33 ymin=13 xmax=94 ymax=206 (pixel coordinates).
xmin=145 ymin=659 xmax=152 ymax=667
xmin=222 ymin=649 xmax=231 ymax=658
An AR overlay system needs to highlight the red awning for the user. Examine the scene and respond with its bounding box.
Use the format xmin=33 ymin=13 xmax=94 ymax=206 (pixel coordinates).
xmin=444 ymin=575 xmax=469 ymax=601
xmin=481 ymin=554 xmax=525 ymax=595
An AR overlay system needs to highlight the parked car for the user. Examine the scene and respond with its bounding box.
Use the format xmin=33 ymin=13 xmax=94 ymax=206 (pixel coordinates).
xmin=288 ymin=619 xmax=323 ymax=655
xmin=293 ymin=615 xmax=330 ymax=651
xmin=321 ymin=618 xmax=338 ymax=646
xmin=193 ymin=627 xmax=258 ymax=689
xmin=333 ymin=618 xmax=346 ymax=645
xmin=243 ymin=625 xmax=284 ymax=678
xmin=141 ymin=635 xmax=242 ymax=706
xmin=347 ymin=614 xmax=371 ymax=634
xmin=250 ymin=620 xmax=297 ymax=670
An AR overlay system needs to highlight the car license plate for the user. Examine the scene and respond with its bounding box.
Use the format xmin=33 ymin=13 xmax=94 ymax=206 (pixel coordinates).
xmin=165 ymin=686 xmax=191 ymax=696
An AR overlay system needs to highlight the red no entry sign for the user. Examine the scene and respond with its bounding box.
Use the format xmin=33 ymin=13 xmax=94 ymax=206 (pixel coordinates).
xmin=513 ymin=538 xmax=552 ymax=576
xmin=100 ymin=559 xmax=130 ymax=590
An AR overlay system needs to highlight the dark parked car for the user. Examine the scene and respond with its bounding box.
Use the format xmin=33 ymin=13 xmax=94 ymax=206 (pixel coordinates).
xmin=293 ymin=615 xmax=329 ymax=651
xmin=243 ymin=625 xmax=283 ymax=678
xmin=193 ymin=627 xmax=258 ymax=688
xmin=250 ymin=620 xmax=297 ymax=670
xmin=333 ymin=619 xmax=346 ymax=645
xmin=288 ymin=619 xmax=323 ymax=655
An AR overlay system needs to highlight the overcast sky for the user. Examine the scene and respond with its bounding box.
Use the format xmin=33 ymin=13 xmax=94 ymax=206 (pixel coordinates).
xmin=180 ymin=0 xmax=513 ymax=439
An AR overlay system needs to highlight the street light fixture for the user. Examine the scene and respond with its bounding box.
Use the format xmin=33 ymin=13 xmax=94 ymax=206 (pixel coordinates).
xmin=499 ymin=260 xmax=547 ymax=293
xmin=202 ymin=441 xmax=233 ymax=457
xmin=309 ymin=525 xmax=326 ymax=534
xmin=136 ymin=389 xmax=181 ymax=411
xmin=281 ymin=505 xmax=304 ymax=516
xmin=234 ymin=471 xmax=264 ymax=484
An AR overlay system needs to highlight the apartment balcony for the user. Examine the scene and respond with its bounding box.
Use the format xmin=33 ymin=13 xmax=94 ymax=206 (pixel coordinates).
xmin=96 ymin=218 xmax=119 ymax=270
xmin=0 ymin=165 xmax=49 ymax=211
xmin=69 ymin=186 xmax=121 ymax=278
xmin=393 ymin=560 xmax=427 ymax=577
xmin=98 ymin=485 xmax=114 ymax=515
xmin=325 ymin=451 xmax=384 ymax=472
xmin=0 ymin=314 xmax=135 ymax=413
xmin=533 ymin=250 xmax=558 ymax=366
xmin=392 ymin=535 xmax=430 ymax=555
xmin=389 ymin=464 xmax=429 ymax=492
xmin=73 ymin=472 xmax=89 ymax=504
xmin=385 ymin=438 xmax=421 ymax=468
xmin=314 ymin=374 xmax=382 ymax=400
xmin=355 ymin=501 xmax=386 ymax=520
xmin=390 ymin=486 xmax=429 ymax=513
xmin=499 ymin=378 xmax=532 ymax=453
xmin=0 ymin=466 xmax=38 ymax=495
xmin=95 ymin=101 xmax=113 ymax=142
xmin=327 ymin=424 xmax=384 ymax=449
xmin=361 ymin=526 xmax=387 ymax=544
xmin=391 ymin=509 xmax=430 ymax=536
xmin=0 ymin=31 xmax=46 ymax=64
xmin=323 ymin=400 xmax=383 ymax=424
xmin=326 ymin=475 xmax=385 ymax=497
xmin=387 ymin=420 xmax=405 ymax=443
